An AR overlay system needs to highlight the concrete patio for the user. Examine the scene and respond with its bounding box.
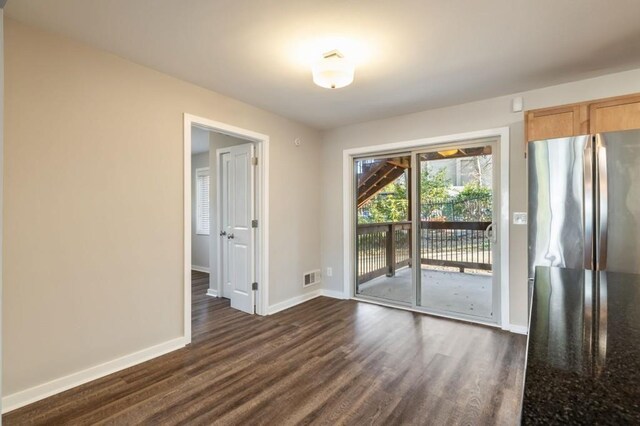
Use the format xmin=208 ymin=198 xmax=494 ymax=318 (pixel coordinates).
xmin=357 ymin=266 xmax=493 ymax=318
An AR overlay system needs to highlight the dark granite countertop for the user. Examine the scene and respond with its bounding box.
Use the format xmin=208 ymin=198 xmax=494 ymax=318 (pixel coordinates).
xmin=522 ymin=266 xmax=640 ymax=424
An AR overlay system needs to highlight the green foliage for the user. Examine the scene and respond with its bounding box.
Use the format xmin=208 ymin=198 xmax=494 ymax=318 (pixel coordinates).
xmin=455 ymin=182 xmax=492 ymax=201
xmin=453 ymin=182 xmax=492 ymax=221
xmin=419 ymin=167 xmax=452 ymax=220
xmin=420 ymin=168 xmax=450 ymax=201
xmin=358 ymin=164 xmax=493 ymax=224
xmin=358 ymin=175 xmax=408 ymax=223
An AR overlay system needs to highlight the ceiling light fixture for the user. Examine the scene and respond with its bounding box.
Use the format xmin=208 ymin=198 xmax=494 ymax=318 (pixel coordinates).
xmin=312 ymin=50 xmax=354 ymax=89
xmin=438 ymin=149 xmax=459 ymax=157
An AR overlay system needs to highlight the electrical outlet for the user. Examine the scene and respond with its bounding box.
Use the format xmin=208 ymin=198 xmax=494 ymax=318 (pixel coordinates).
xmin=513 ymin=212 xmax=528 ymax=225
xmin=326 ymin=267 xmax=333 ymax=277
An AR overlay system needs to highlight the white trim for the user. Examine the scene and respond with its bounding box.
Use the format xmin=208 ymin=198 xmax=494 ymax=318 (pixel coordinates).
xmin=342 ymin=127 xmax=511 ymax=329
xmin=206 ymin=288 xmax=218 ymax=298
xmin=508 ymin=324 xmax=528 ymax=335
xmin=2 ymin=337 xmax=188 ymax=414
xmin=321 ymin=289 xmax=347 ymax=299
xmin=183 ymin=119 xmax=192 ymax=342
xmin=216 ymin=149 xmax=225 ymax=300
xmin=498 ymin=128 xmax=510 ymax=330
xmin=184 ymin=114 xmax=269 ymax=322
xmin=342 ymin=151 xmax=355 ymax=300
xmin=191 ymin=265 xmax=210 ymax=273
xmin=267 ymin=289 xmax=346 ymax=315
xmin=0 ymin=11 xmax=5 ymax=415
xmin=267 ymin=290 xmax=322 ymax=315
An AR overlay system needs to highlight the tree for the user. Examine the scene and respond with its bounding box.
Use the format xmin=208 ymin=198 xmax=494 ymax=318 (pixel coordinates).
xmin=419 ymin=167 xmax=451 ymax=220
xmin=420 ymin=167 xmax=450 ymax=200
xmin=358 ymin=174 xmax=408 ymax=223
xmin=453 ymin=182 xmax=492 ymax=221
xmin=358 ymin=161 xmax=492 ymax=223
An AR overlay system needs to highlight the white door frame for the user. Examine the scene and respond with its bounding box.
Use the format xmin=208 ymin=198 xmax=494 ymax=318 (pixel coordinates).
xmin=342 ymin=127 xmax=510 ymax=330
xmin=217 ymin=150 xmax=231 ymax=300
xmin=183 ymin=113 xmax=269 ymax=342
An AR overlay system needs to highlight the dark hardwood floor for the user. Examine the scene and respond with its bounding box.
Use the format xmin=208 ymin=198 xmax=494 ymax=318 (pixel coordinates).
xmin=4 ymin=270 xmax=527 ymax=425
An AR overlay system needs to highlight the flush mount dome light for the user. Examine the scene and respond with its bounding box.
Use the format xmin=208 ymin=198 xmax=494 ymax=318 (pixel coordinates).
xmin=438 ymin=149 xmax=459 ymax=157
xmin=312 ymin=50 xmax=355 ymax=89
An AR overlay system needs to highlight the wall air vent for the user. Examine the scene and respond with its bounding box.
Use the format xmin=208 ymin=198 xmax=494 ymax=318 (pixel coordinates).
xmin=303 ymin=269 xmax=321 ymax=287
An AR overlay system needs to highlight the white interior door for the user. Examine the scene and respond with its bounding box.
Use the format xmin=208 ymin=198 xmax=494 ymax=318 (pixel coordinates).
xmin=220 ymin=152 xmax=232 ymax=299
xmin=218 ymin=143 xmax=255 ymax=314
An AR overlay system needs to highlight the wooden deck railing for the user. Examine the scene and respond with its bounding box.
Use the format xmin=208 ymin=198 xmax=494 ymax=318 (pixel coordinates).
xmin=357 ymin=222 xmax=412 ymax=284
xmin=356 ymin=221 xmax=492 ymax=284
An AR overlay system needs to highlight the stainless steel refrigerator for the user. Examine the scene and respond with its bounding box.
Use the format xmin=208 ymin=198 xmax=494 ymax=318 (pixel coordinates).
xmin=528 ymin=129 xmax=640 ymax=279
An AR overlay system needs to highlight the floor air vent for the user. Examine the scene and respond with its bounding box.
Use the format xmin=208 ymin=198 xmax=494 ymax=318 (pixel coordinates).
xmin=303 ymin=270 xmax=321 ymax=287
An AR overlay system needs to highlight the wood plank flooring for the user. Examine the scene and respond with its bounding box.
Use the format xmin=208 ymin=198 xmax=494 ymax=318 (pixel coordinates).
xmin=4 ymin=271 xmax=527 ymax=425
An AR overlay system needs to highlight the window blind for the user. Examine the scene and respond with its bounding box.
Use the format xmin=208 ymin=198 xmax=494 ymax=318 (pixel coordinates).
xmin=196 ymin=167 xmax=210 ymax=235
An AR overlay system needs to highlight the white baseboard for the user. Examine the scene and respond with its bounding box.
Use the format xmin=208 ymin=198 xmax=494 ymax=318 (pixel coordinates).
xmin=508 ymin=324 xmax=528 ymax=335
xmin=266 ymin=288 xmax=350 ymax=315
xmin=191 ymin=265 xmax=210 ymax=273
xmin=2 ymin=336 xmax=188 ymax=414
xmin=321 ymin=289 xmax=347 ymax=299
xmin=267 ymin=290 xmax=322 ymax=315
xmin=206 ymin=288 xmax=218 ymax=297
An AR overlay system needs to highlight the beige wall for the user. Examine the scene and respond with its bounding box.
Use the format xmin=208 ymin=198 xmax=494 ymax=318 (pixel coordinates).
xmin=321 ymin=67 xmax=640 ymax=328
xmin=191 ymin=151 xmax=210 ymax=269
xmin=3 ymin=19 xmax=322 ymax=396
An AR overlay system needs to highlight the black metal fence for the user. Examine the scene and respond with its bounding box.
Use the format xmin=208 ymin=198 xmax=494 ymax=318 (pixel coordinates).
xmin=421 ymin=194 xmax=492 ymax=222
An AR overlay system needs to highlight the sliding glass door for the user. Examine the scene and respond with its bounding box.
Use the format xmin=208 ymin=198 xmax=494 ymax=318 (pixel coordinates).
xmin=415 ymin=142 xmax=498 ymax=321
xmin=354 ymin=155 xmax=412 ymax=305
xmin=353 ymin=140 xmax=500 ymax=324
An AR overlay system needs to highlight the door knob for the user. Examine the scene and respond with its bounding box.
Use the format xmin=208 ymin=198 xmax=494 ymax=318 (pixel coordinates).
xmin=219 ymin=231 xmax=227 ymax=237
xmin=227 ymin=233 xmax=235 ymax=239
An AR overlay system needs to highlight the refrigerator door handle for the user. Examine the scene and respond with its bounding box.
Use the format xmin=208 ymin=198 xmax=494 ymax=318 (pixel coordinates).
xmin=583 ymin=136 xmax=594 ymax=270
xmin=596 ymin=135 xmax=608 ymax=270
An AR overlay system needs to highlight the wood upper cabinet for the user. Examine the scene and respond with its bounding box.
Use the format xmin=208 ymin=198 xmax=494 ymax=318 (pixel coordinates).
xmin=589 ymin=93 xmax=640 ymax=133
xmin=526 ymin=92 xmax=640 ymax=143
xmin=526 ymin=104 xmax=588 ymax=142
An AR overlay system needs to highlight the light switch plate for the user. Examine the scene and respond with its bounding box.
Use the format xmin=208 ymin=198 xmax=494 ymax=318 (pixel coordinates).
xmin=513 ymin=212 xmax=527 ymax=225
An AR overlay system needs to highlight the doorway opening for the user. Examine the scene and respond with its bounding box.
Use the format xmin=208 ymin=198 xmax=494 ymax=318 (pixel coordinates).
xmin=345 ymin=128 xmax=510 ymax=328
xmin=184 ymin=114 xmax=269 ymax=343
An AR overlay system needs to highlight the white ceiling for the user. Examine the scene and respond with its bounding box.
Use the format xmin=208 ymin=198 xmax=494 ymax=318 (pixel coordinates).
xmin=6 ymin=1 xmax=640 ymax=130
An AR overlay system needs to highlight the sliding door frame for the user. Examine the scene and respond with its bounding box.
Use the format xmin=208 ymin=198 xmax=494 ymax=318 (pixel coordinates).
xmin=342 ymin=127 xmax=510 ymax=330
xmin=352 ymin=152 xmax=413 ymax=307
xmin=412 ymin=139 xmax=501 ymax=323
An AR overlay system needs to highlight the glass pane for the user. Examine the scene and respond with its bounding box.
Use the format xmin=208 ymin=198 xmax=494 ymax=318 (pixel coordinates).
xmin=417 ymin=146 xmax=494 ymax=319
xmin=355 ymin=155 xmax=412 ymax=304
